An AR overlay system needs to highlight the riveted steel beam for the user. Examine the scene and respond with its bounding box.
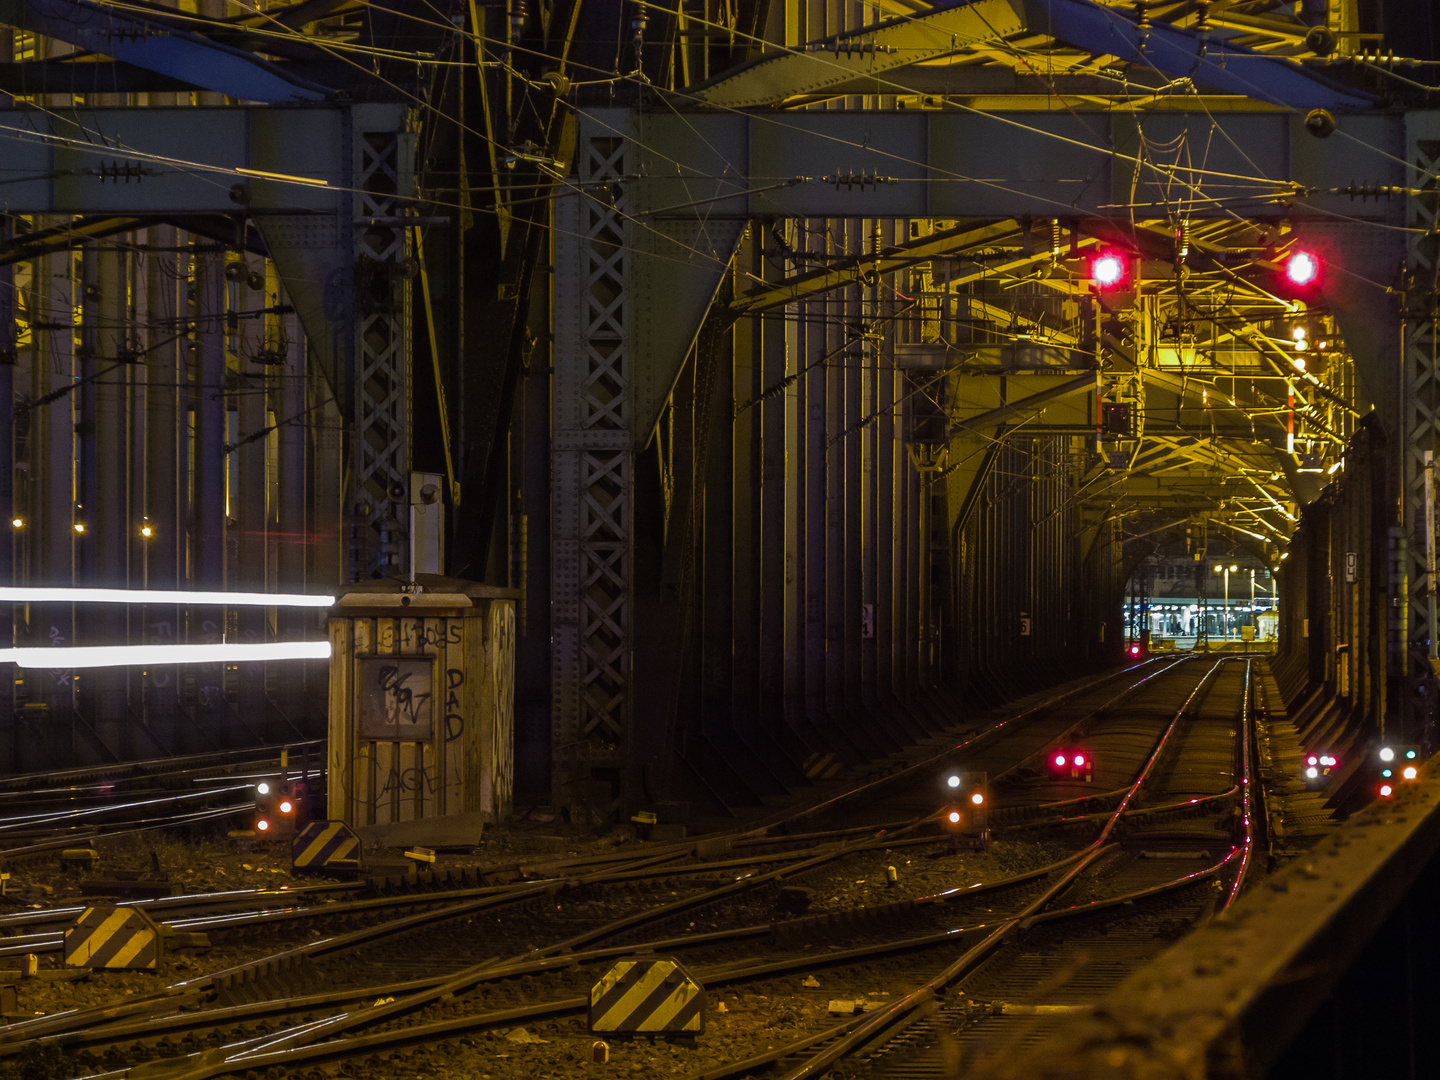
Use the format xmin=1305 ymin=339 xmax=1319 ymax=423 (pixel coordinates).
xmin=685 ymin=0 xmax=1025 ymax=108
xmin=0 ymin=0 xmax=332 ymax=102
xmin=627 ymin=109 xmax=1406 ymax=223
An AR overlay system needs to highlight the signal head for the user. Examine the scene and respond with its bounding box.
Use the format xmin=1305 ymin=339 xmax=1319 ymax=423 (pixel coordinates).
xmin=1090 ymin=251 xmax=1128 ymax=290
xmin=1284 ymin=250 xmax=1319 ymax=288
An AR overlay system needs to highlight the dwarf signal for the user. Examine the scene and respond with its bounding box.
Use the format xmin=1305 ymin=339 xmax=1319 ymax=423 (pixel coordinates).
xmin=255 ymin=776 xmax=308 ymax=836
xmin=1049 ymin=750 xmax=1094 ymax=783
xmin=938 ymin=771 xmax=989 ymax=850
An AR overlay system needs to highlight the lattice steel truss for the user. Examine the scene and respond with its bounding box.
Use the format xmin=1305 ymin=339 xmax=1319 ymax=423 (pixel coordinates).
xmin=552 ymin=131 xmax=633 ymax=811
xmin=353 ymin=120 xmax=414 ymax=581
xmin=1402 ymin=114 xmax=1440 ymax=743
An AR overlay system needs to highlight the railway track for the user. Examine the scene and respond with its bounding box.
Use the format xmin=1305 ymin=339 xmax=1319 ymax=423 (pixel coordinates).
xmin=0 ymin=657 xmax=1273 ymax=1080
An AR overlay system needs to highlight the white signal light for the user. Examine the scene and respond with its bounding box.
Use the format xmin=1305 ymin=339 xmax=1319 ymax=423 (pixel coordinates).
xmin=257 ymin=782 xmax=270 ymax=795
xmin=1380 ymin=747 xmax=1395 ymax=762
xmin=1403 ymin=767 xmax=1418 ymax=780
xmin=946 ymin=774 xmax=961 ymax=788
xmin=1305 ymin=767 xmax=1318 ymax=779
xmin=970 ymin=792 xmax=984 ymax=806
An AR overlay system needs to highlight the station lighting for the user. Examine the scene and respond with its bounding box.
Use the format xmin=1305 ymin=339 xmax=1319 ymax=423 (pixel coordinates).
xmin=73 ymin=523 xmax=85 ymax=534
xmin=140 ymin=524 xmax=154 ymax=538
xmin=9 ymin=518 xmax=20 ymax=529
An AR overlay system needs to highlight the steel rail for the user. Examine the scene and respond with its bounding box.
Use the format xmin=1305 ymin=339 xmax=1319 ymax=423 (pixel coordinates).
xmin=750 ymin=658 xmax=1175 ymax=831
xmin=989 ymin=655 xmax=1195 ymax=783
xmin=49 ymin=837 xmax=1239 ymax=1079
xmin=1096 ymin=655 xmax=1235 ymax=845
xmin=0 ymin=741 xmax=323 ymax=791
xmin=1222 ymin=659 xmax=1257 ymax=913
xmin=756 ymin=656 xmax=1237 ymax=1079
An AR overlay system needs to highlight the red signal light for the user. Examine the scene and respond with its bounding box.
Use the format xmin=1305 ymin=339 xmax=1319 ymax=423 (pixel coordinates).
xmin=1090 ymin=251 xmax=1128 ymax=290
xmin=1054 ymin=754 xmax=1067 ymax=767
xmin=1073 ymin=754 xmax=1086 ymax=767
xmin=1129 ymin=645 xmax=1141 ymax=657
xmin=257 ymin=818 xmax=270 ymax=832
xmin=1284 ymin=250 xmax=1319 ymax=287
xmin=1380 ymin=784 xmax=1394 ymax=798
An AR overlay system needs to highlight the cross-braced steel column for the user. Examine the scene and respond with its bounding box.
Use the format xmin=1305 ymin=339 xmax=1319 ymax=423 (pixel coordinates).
xmin=552 ymin=129 xmax=633 ymax=818
xmin=1402 ymin=113 xmax=1440 ymax=745
xmin=352 ymin=117 xmax=414 ymax=581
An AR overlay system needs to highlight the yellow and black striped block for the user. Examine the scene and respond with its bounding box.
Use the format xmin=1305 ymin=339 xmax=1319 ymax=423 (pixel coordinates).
xmin=589 ymin=958 xmax=704 ymax=1034
xmin=63 ymin=905 xmax=161 ymax=971
xmin=291 ymin=820 xmax=363 ymax=875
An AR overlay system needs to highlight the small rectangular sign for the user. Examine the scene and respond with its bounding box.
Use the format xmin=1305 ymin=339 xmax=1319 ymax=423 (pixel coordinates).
xmin=1345 ymin=552 xmax=1357 ymax=583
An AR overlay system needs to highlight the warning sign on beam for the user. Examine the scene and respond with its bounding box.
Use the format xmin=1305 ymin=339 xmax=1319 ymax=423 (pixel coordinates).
xmin=589 ymin=958 xmax=704 ymax=1034
xmin=63 ymin=905 xmax=162 ymax=971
